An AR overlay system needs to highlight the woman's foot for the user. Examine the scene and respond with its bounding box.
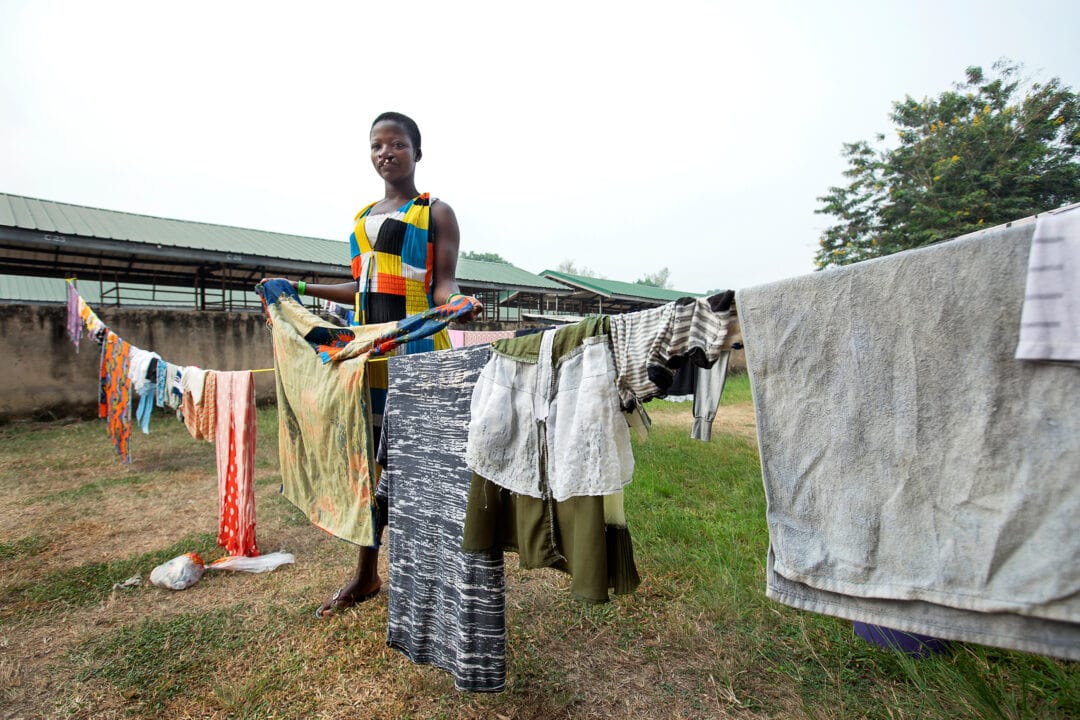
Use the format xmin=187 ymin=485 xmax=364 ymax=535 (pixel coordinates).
xmin=314 ymin=579 xmax=382 ymax=618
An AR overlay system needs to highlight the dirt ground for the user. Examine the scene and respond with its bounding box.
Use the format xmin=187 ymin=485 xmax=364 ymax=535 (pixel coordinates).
xmin=648 ymin=403 xmax=758 ymax=441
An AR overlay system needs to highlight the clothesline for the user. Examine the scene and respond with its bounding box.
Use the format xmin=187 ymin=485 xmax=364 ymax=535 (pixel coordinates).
xmin=65 ymin=278 xmax=261 ymax=558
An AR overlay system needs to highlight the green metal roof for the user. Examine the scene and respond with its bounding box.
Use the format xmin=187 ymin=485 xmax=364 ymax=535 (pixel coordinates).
xmin=0 ymin=193 xmax=347 ymax=265
xmin=456 ymin=258 xmax=565 ymax=291
xmin=539 ymin=269 xmax=698 ymax=303
xmin=0 ymin=274 xmax=262 ymax=308
xmin=0 ymin=193 xmax=562 ymax=295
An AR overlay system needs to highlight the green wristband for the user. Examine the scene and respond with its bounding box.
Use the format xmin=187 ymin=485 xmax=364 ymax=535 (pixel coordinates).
xmin=447 ymin=292 xmax=465 ymax=304
xmin=296 ymin=280 xmax=306 ymax=296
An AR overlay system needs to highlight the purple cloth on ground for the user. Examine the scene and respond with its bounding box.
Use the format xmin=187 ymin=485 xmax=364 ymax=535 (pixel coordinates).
xmin=853 ymin=622 xmax=950 ymax=657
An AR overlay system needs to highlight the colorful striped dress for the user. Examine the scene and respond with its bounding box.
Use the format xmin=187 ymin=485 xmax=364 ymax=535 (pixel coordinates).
xmin=349 ymin=192 xmax=451 ymax=424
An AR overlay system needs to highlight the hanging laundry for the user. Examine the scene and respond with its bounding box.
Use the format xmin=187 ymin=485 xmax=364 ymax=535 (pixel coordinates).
xmin=155 ymin=361 xmax=183 ymax=410
xmin=76 ymin=292 xmax=106 ymax=340
xmin=466 ymin=318 xmax=634 ymax=501
xmin=738 ymin=221 xmax=1080 ymax=661
xmin=128 ymin=348 xmax=160 ymax=390
xmin=66 ymin=280 xmax=82 ymax=352
xmin=608 ymin=292 xmax=735 ymax=411
xmin=257 ymin=279 xmax=391 ymax=548
xmin=180 ymin=366 xmax=208 ymax=403
xmin=256 ymin=279 xmax=475 ymax=363
xmin=215 ymin=371 xmax=259 ymax=558
xmin=156 ymin=359 xmax=169 ymax=408
xmin=662 ymin=361 xmax=697 ymax=399
xmin=378 ymin=344 xmax=506 ymax=693
xmin=180 ymin=368 xmax=217 ymax=442
xmin=463 ymin=478 xmax=640 ymax=604
xmin=447 ymin=329 xmax=465 ymax=348
xmin=459 ymin=329 xmax=516 ymax=346
xmin=98 ymin=331 xmax=132 ymax=463
xmin=690 ymin=350 xmax=731 ymax=442
xmin=464 ymin=316 xmax=641 ymax=604
xmin=134 ymin=391 xmax=154 ymax=435
xmin=1015 ymin=203 xmax=1080 ymax=363
xmin=128 ymin=348 xmax=161 ymax=435
xmin=368 ymin=293 xmax=476 ymax=357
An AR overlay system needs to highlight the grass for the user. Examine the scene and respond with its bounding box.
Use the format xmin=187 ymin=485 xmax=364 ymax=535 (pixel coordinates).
xmin=1 ymin=371 xmax=1077 ymax=718
xmin=27 ymin=474 xmax=150 ymax=504
xmin=0 ymin=532 xmax=219 ymax=612
xmin=0 ymin=534 xmax=53 ymax=561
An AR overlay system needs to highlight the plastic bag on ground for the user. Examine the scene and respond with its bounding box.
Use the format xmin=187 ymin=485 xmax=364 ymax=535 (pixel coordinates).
xmin=149 ymin=552 xmax=205 ymax=590
xmin=207 ymin=551 xmax=295 ymax=573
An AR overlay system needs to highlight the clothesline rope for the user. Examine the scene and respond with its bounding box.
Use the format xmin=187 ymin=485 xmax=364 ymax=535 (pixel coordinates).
xmin=65 ymin=279 xmax=392 ymax=374
xmin=64 ymin=280 xmax=261 ymax=558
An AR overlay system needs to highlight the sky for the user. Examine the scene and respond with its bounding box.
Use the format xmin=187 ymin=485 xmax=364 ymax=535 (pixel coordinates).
xmin=1 ymin=1 xmax=1078 ymax=294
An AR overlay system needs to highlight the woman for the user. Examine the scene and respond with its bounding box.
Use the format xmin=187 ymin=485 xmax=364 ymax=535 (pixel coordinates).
xmin=271 ymin=111 xmax=482 ymax=617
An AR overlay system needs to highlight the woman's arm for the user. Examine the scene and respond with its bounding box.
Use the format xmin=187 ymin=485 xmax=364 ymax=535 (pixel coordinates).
xmin=296 ymin=281 xmax=356 ymax=305
xmin=431 ymin=200 xmax=484 ymax=320
xmin=259 ymin=278 xmax=356 ymax=305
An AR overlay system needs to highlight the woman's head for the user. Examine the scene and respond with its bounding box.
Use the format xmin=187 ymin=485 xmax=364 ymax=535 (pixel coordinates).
xmin=370 ymin=112 xmax=423 ymax=186
xmin=371 ymin=112 xmax=421 ymax=160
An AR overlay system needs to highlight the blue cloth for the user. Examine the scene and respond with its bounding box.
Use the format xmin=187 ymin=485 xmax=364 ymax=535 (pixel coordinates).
xmin=136 ymin=392 xmax=154 ymax=434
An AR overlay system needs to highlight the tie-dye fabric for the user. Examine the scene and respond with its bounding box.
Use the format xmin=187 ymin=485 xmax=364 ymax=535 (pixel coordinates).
xmin=215 ymin=371 xmax=259 ymax=557
xmin=369 ymin=294 xmax=476 ymax=357
xmin=378 ymin=344 xmax=506 ymax=692
xmin=258 ymin=280 xmax=393 ymax=547
xmin=99 ymin=331 xmax=132 ymax=463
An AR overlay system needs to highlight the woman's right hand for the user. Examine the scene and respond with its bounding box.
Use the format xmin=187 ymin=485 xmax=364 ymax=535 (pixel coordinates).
xmin=258 ymin=278 xmax=295 ymax=289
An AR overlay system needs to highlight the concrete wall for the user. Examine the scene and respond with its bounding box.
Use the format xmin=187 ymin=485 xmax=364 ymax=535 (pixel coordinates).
xmin=0 ymin=304 xmax=277 ymax=422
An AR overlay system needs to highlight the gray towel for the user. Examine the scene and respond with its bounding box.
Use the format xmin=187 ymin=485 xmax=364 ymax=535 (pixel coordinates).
xmin=739 ymin=221 xmax=1080 ymax=660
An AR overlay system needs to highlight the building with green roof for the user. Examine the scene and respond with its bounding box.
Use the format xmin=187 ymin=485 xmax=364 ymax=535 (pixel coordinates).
xmin=0 ymin=193 xmax=709 ymax=321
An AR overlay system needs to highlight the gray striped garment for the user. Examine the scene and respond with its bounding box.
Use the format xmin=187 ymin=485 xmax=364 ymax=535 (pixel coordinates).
xmin=378 ymin=344 xmax=506 ymax=692
xmin=609 ymin=292 xmax=735 ymax=410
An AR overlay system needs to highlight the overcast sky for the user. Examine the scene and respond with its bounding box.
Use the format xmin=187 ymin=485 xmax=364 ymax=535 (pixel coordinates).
xmin=2 ymin=1 xmax=1078 ymax=293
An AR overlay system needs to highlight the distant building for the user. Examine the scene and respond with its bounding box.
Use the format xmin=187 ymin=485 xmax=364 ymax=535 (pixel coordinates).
xmin=0 ymin=193 xmax=708 ymax=322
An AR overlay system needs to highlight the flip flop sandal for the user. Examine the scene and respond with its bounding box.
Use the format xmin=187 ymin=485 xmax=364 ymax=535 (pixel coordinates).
xmin=314 ymin=585 xmax=381 ymax=619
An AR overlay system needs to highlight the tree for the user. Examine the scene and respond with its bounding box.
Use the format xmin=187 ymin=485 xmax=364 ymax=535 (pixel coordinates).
xmin=815 ymin=60 xmax=1080 ymax=269
xmin=635 ymin=267 xmax=672 ymax=288
xmin=460 ymin=250 xmax=511 ymax=264
xmin=556 ymin=259 xmax=604 ymax=278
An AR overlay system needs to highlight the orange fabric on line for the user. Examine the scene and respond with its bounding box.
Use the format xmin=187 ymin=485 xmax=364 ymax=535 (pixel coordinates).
xmin=182 ymin=372 xmax=218 ymax=442
xmin=215 ymin=371 xmax=259 ymax=557
xmin=100 ymin=331 xmax=132 ymax=463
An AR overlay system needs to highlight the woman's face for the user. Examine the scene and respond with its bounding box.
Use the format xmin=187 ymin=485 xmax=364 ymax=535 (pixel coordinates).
xmin=370 ymin=120 xmax=418 ymax=183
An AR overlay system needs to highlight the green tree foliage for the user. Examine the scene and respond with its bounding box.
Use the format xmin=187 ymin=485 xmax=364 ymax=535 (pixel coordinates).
xmin=460 ymin=250 xmax=511 ymax=264
xmin=815 ymin=60 xmax=1080 ymax=269
xmin=556 ymin=259 xmax=604 ymax=278
xmin=635 ymin=267 xmax=672 ymax=288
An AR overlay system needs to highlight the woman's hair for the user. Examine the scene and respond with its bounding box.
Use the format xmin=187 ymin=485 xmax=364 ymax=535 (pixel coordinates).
xmin=372 ymin=112 xmax=421 ymax=155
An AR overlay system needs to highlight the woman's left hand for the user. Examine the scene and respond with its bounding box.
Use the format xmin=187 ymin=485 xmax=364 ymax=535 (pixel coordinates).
xmin=462 ymin=296 xmax=484 ymax=322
